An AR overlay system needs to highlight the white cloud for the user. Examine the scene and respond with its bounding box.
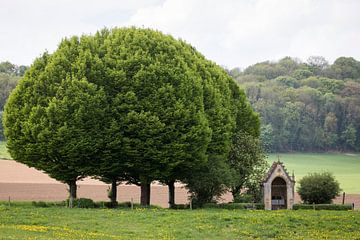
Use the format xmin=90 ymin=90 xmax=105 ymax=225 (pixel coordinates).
xmin=0 ymin=0 xmax=164 ymax=65
xmin=126 ymin=0 xmax=360 ymax=68
xmin=1 ymin=0 xmax=359 ymax=68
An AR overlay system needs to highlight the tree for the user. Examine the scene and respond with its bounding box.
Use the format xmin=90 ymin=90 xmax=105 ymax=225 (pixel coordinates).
xmin=0 ymin=61 xmax=16 ymax=75
xmin=329 ymin=57 xmax=360 ymax=80
xmin=307 ymin=56 xmax=329 ymax=75
xmin=96 ymin=28 xmax=212 ymax=206
xmin=4 ymin=56 xmax=107 ymax=207
xmin=184 ymin=65 xmax=235 ymax=206
xmin=0 ymin=61 xmax=28 ymax=76
xmin=0 ymin=73 xmax=20 ymax=111
xmin=297 ymin=172 xmax=341 ymax=204
xmin=228 ymin=131 xmax=267 ymax=200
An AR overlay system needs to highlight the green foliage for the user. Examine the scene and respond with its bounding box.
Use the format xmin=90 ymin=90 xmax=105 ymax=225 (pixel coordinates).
xmin=233 ymin=193 xmax=253 ymax=203
xmin=298 ymin=172 xmax=341 ymax=204
xmin=31 ymin=201 xmax=66 ymax=208
xmin=0 ymin=73 xmax=20 ymax=140
xmin=202 ymin=202 xmax=265 ymax=210
xmin=170 ymin=204 xmax=190 ymax=209
xmin=66 ymin=198 xmax=97 ymax=208
xmin=293 ymin=204 xmax=352 ymax=211
xmin=230 ymin=56 xmax=360 ymax=152
xmin=0 ymin=61 xmax=28 ymax=76
xmin=228 ymin=131 xmax=267 ymax=200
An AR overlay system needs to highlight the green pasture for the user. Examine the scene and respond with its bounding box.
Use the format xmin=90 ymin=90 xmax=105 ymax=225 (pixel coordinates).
xmin=0 ymin=204 xmax=359 ymax=239
xmin=0 ymin=141 xmax=11 ymax=159
xmin=268 ymin=153 xmax=360 ymax=194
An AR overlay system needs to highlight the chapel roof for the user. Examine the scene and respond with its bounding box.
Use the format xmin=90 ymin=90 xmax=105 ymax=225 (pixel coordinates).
xmin=262 ymin=160 xmax=295 ymax=183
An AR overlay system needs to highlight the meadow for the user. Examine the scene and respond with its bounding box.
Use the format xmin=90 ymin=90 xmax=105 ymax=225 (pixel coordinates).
xmin=0 ymin=203 xmax=359 ymax=239
xmin=268 ymin=153 xmax=360 ymax=194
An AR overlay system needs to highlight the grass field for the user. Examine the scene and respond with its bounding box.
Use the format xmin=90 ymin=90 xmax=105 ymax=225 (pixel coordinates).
xmin=268 ymin=153 xmax=360 ymax=194
xmin=0 ymin=203 xmax=359 ymax=239
xmin=0 ymin=141 xmax=11 ymax=159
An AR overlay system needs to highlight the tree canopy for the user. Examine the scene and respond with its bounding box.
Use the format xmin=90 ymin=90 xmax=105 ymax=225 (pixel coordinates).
xmin=229 ymin=56 xmax=360 ymax=152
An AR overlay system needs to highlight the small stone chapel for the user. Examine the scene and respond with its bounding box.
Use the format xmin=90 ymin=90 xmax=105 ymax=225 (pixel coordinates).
xmin=262 ymin=161 xmax=295 ymax=210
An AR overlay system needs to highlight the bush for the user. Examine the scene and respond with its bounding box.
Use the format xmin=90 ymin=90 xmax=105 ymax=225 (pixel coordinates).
xmin=202 ymin=203 xmax=264 ymax=210
xmin=66 ymin=198 xmax=97 ymax=208
xmin=293 ymin=204 xmax=353 ymax=210
xmin=170 ymin=204 xmax=190 ymax=210
xmin=233 ymin=194 xmax=254 ymax=203
xmin=32 ymin=201 xmax=48 ymax=208
xmin=297 ymin=172 xmax=341 ymax=204
xmin=32 ymin=201 xmax=66 ymax=208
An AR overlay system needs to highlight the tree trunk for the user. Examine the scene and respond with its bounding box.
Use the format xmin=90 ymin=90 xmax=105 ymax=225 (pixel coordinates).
xmin=68 ymin=180 xmax=77 ymax=208
xmin=110 ymin=179 xmax=118 ymax=208
xmin=168 ymin=180 xmax=175 ymax=208
xmin=231 ymin=186 xmax=241 ymax=201
xmin=140 ymin=182 xmax=151 ymax=206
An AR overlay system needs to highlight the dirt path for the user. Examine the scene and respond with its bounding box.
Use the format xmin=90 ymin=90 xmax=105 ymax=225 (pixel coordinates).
xmin=0 ymin=160 xmax=359 ymax=209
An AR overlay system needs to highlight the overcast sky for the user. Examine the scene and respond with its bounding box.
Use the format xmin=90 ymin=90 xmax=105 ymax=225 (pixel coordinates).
xmin=1 ymin=0 xmax=359 ymax=69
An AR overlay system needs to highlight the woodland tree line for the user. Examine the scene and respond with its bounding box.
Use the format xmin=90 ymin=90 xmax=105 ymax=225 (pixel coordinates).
xmin=228 ymin=56 xmax=360 ymax=152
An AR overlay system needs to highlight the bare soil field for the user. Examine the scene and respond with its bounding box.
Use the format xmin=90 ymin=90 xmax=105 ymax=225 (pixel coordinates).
xmin=0 ymin=159 xmax=359 ymax=209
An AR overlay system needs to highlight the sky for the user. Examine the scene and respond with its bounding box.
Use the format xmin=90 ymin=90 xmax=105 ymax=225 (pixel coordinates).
xmin=1 ymin=0 xmax=360 ymax=69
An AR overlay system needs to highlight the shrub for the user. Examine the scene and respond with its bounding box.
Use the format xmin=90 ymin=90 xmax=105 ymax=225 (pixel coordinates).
xmin=66 ymin=198 xmax=97 ymax=208
xmin=32 ymin=201 xmax=48 ymax=208
xmin=233 ymin=194 xmax=254 ymax=203
xmin=293 ymin=204 xmax=352 ymax=210
xmin=32 ymin=201 xmax=66 ymax=208
xmin=202 ymin=203 xmax=264 ymax=210
xmin=297 ymin=172 xmax=341 ymax=204
xmin=170 ymin=204 xmax=190 ymax=210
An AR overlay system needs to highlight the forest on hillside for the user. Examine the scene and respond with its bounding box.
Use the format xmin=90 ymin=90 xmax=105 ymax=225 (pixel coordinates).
xmin=0 ymin=61 xmax=27 ymax=140
xmin=228 ymin=56 xmax=360 ymax=152
xmin=1 ymin=57 xmax=360 ymax=153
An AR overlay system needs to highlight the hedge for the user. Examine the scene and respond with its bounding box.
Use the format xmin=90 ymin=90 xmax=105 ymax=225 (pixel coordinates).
xmin=293 ymin=204 xmax=353 ymax=210
xmin=203 ymin=203 xmax=264 ymax=210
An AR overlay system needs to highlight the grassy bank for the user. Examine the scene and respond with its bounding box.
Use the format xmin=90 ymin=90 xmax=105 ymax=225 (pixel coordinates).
xmin=268 ymin=153 xmax=360 ymax=193
xmin=0 ymin=204 xmax=359 ymax=239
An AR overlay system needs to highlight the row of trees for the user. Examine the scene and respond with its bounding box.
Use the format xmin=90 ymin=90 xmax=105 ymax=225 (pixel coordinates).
xmin=228 ymin=56 xmax=360 ymax=152
xmin=3 ymin=27 xmax=265 ymax=207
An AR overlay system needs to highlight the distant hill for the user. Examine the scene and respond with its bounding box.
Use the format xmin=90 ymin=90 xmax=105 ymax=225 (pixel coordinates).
xmin=228 ymin=56 xmax=360 ymax=152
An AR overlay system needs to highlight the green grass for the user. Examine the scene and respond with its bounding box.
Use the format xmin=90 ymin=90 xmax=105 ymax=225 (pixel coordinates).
xmin=0 ymin=141 xmax=11 ymax=159
xmin=268 ymin=153 xmax=360 ymax=194
xmin=0 ymin=204 xmax=359 ymax=239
